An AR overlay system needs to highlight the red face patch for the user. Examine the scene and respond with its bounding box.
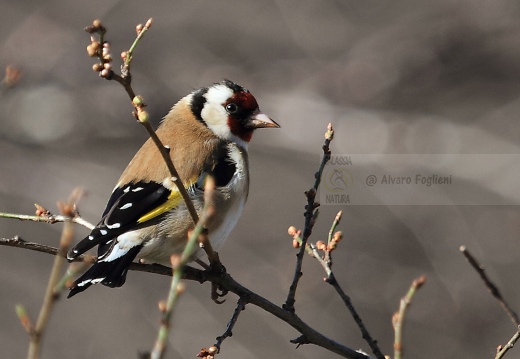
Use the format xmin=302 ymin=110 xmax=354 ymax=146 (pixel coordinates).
xmin=225 ymin=90 xmax=259 ymax=142
xmin=232 ymin=91 xmax=258 ymax=112
xmin=228 ymin=117 xmax=253 ymax=142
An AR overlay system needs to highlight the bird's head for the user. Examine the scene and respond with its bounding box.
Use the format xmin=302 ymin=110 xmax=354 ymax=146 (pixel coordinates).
xmin=190 ymin=80 xmax=279 ymax=147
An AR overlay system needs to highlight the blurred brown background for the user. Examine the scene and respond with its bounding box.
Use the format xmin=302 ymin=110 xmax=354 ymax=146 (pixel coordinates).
xmin=2 ymin=0 xmax=520 ymax=358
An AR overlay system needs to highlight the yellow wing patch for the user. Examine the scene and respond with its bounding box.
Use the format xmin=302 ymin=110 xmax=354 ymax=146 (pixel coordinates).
xmin=136 ymin=177 xmax=198 ymax=224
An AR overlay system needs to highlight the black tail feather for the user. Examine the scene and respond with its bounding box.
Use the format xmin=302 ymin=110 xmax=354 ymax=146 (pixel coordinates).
xmin=67 ymin=246 xmax=142 ymax=298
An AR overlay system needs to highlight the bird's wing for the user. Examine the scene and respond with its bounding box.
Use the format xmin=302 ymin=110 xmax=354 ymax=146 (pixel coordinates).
xmin=66 ymin=178 xmax=196 ymax=261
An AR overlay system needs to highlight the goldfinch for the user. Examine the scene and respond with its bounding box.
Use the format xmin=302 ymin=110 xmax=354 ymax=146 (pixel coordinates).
xmin=67 ymin=80 xmax=279 ymax=298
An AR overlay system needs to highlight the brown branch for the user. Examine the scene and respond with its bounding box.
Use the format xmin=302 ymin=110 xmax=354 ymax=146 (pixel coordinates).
xmin=284 ymin=123 xmax=334 ymax=312
xmin=1 ymin=237 xmax=369 ymax=359
xmin=460 ymin=246 xmax=520 ymax=327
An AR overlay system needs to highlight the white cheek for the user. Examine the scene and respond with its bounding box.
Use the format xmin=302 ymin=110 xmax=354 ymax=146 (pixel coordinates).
xmin=201 ymin=85 xmax=234 ymax=140
xmin=201 ymin=105 xmax=230 ymax=138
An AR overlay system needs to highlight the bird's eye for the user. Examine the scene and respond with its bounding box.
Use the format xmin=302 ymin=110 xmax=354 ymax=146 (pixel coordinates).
xmin=226 ymin=103 xmax=238 ymax=114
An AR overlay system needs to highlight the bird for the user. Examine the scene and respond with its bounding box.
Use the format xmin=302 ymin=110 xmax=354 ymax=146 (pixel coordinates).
xmin=66 ymin=80 xmax=279 ymax=298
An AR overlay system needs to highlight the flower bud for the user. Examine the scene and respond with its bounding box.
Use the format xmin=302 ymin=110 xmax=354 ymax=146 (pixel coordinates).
xmin=287 ymin=226 xmax=297 ymax=236
xmin=316 ymin=240 xmax=326 ymax=251
xmin=86 ymin=44 xmax=97 ymax=57
xmin=158 ymin=300 xmax=167 ymax=312
xmin=332 ymin=231 xmax=343 ymax=243
xmin=132 ymin=96 xmax=144 ymax=107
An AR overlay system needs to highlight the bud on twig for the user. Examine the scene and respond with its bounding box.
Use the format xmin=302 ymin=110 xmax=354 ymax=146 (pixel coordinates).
xmin=316 ymin=240 xmax=327 ymax=251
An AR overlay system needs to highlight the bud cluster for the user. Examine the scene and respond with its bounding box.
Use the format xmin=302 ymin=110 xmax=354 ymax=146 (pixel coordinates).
xmin=85 ymin=20 xmax=113 ymax=79
xmin=288 ymin=226 xmax=342 ymax=254
xmin=197 ymin=346 xmax=218 ymax=359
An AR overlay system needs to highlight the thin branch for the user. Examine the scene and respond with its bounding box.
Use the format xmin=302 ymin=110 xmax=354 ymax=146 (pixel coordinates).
xmin=460 ymin=246 xmax=520 ymax=327
xmin=0 ymin=207 xmax=94 ymax=230
xmin=24 ymin=190 xmax=81 ymax=359
xmin=0 ymin=236 xmax=95 ymax=263
xmin=495 ymin=325 xmax=520 ymax=359
xmin=392 ymin=276 xmax=426 ymax=359
xmin=214 ymin=296 xmax=247 ymax=352
xmin=284 ymin=123 xmax=334 ymax=312
xmin=150 ymin=177 xmax=216 ymax=359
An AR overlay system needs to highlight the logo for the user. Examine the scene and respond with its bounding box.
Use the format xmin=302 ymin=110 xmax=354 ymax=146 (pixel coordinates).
xmin=323 ymin=167 xmax=353 ymax=192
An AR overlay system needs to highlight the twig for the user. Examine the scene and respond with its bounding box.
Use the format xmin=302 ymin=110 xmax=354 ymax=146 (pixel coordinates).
xmin=214 ymin=297 xmax=248 ymax=352
xmin=392 ymin=276 xmax=426 ymax=359
xmin=460 ymin=246 xmax=520 ymax=326
xmin=2 ymin=237 xmax=369 ymax=359
xmin=284 ymin=123 xmax=334 ymax=312
xmin=325 ymin=210 xmax=342 ymax=264
xmin=15 ymin=305 xmax=35 ymax=336
xmin=149 ymin=177 xmax=216 ymax=359
xmin=24 ymin=190 xmax=80 ymax=359
xmin=495 ymin=325 xmax=520 ymax=359
xmin=0 ymin=207 xmax=94 ymax=230
xmin=291 ymin=211 xmax=384 ymax=359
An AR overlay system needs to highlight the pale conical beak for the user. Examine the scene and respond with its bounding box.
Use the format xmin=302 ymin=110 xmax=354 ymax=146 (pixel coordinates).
xmin=247 ymin=112 xmax=280 ymax=129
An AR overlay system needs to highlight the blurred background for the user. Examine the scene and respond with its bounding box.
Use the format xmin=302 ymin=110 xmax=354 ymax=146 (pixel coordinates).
xmin=1 ymin=0 xmax=520 ymax=358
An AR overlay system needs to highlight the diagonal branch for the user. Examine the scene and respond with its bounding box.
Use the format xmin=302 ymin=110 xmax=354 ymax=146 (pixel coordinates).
xmin=460 ymin=246 xmax=520 ymax=327
xmin=214 ymin=296 xmax=248 ymax=352
xmin=495 ymin=325 xmax=520 ymax=359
